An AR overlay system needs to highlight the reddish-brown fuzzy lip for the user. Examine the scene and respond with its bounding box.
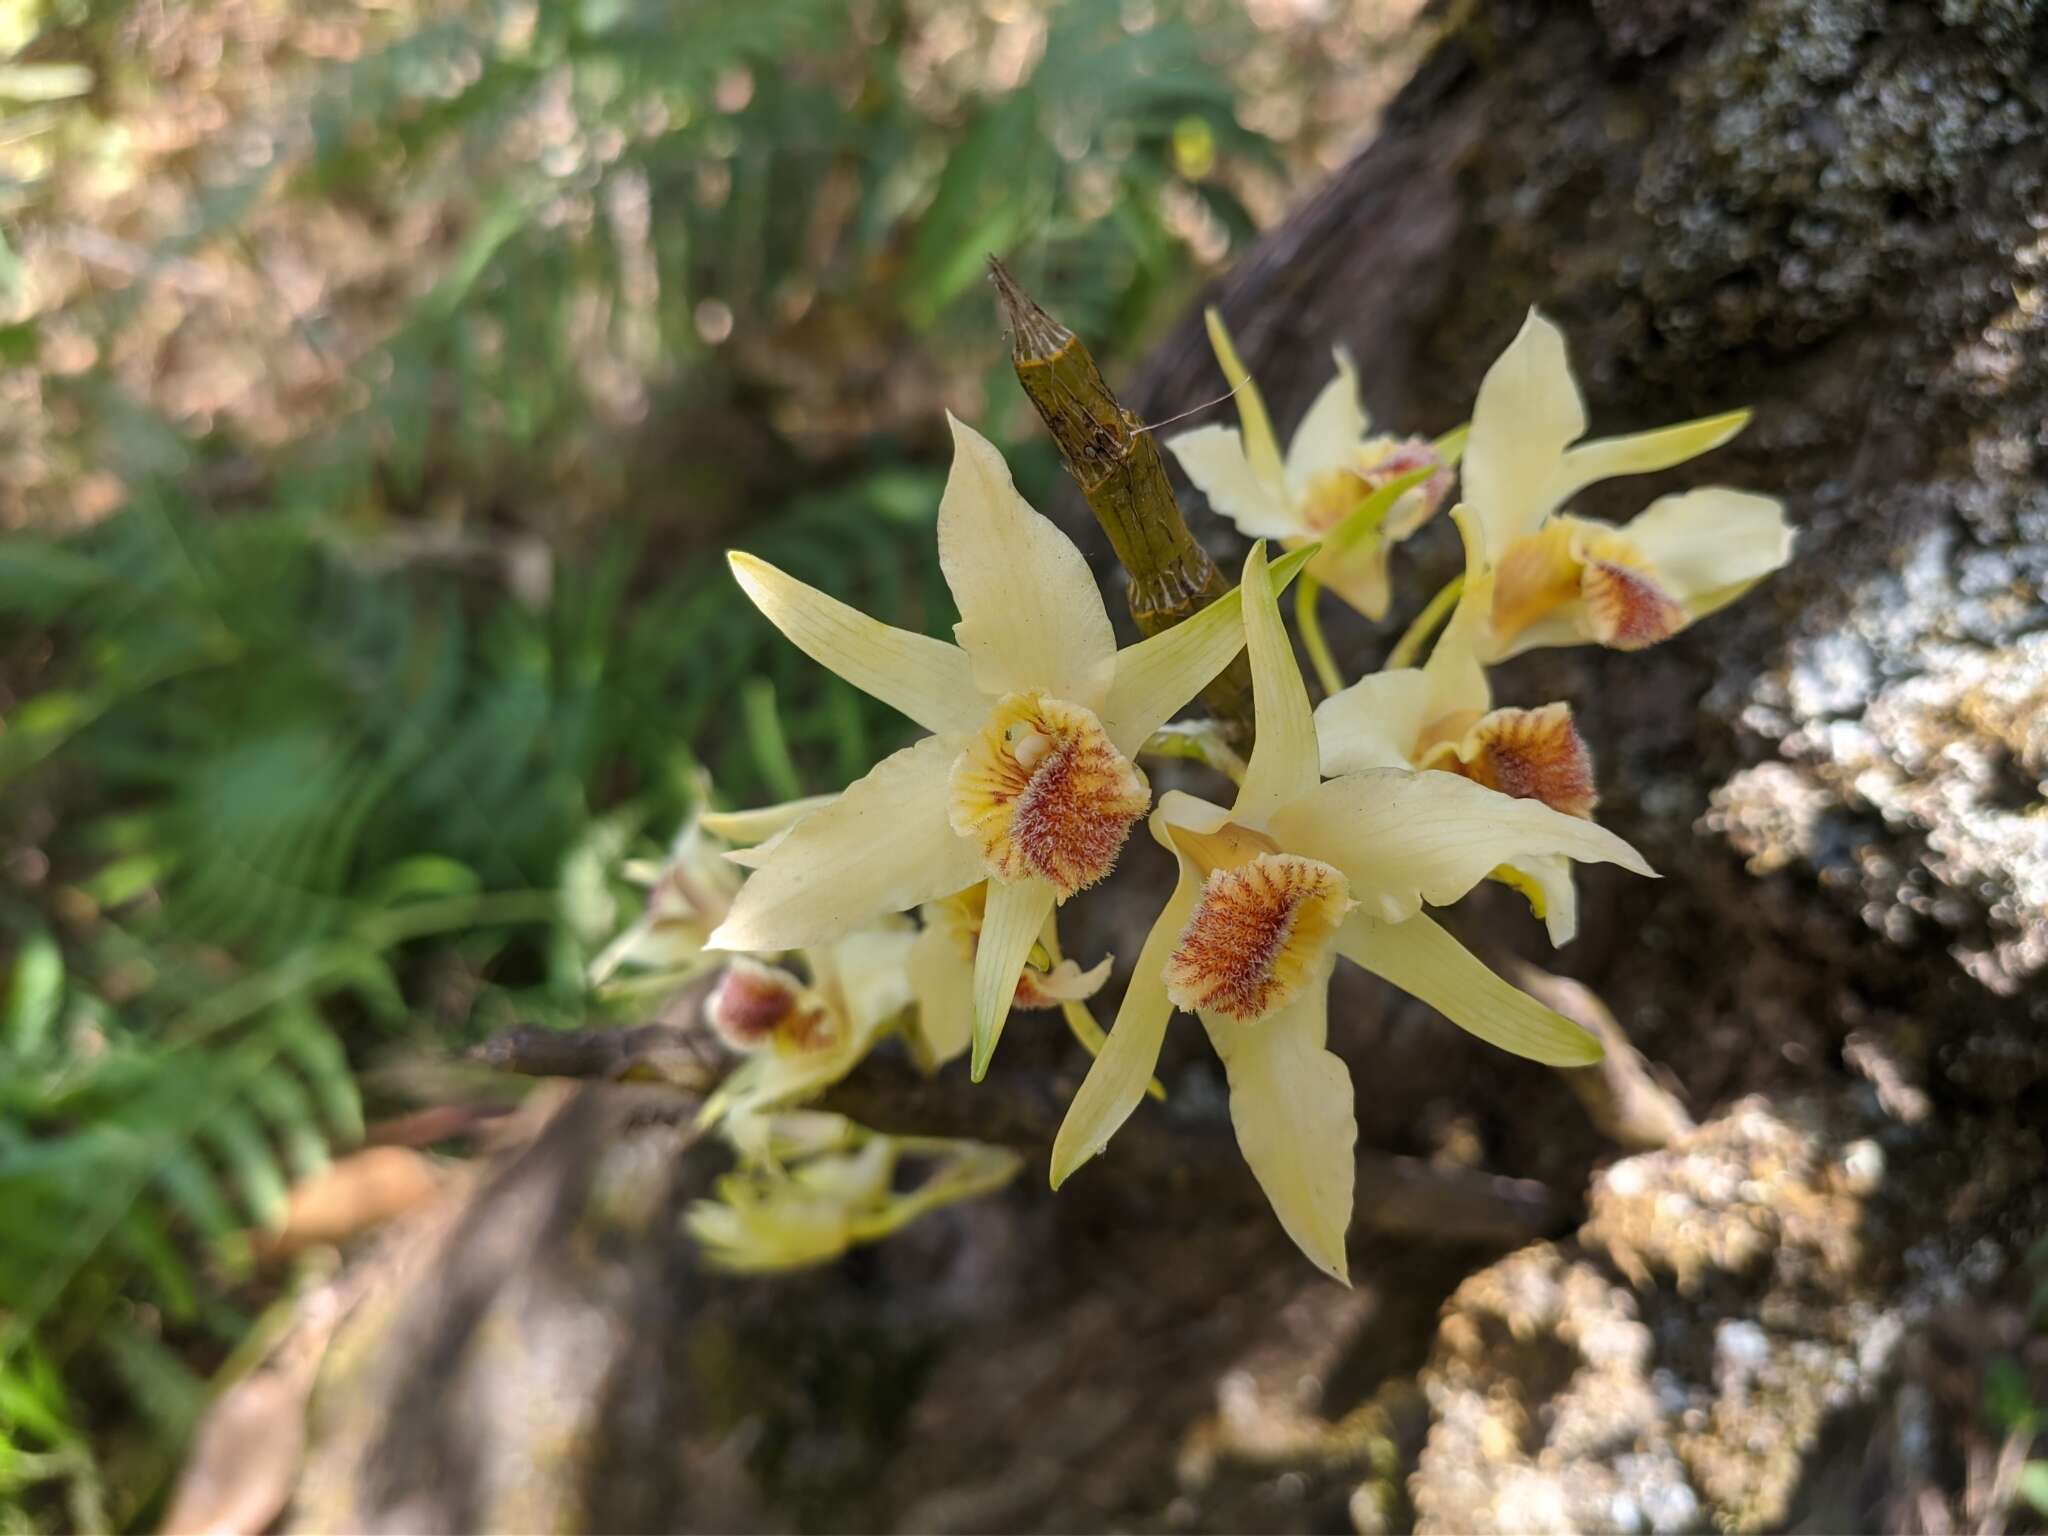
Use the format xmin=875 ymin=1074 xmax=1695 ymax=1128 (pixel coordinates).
xmin=1582 ymin=557 xmax=1686 ymax=650
xmin=949 ymin=693 xmax=1149 ymax=898
xmin=1454 ymin=703 xmax=1598 ymax=819
xmin=1162 ymin=852 xmax=1353 ymax=1023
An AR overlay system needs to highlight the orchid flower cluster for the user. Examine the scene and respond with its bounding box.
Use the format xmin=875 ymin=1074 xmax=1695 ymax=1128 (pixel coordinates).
xmin=595 ymin=309 xmax=1791 ymax=1280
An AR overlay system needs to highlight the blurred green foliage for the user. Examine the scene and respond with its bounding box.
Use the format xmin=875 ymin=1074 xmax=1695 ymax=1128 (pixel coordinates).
xmin=0 ymin=0 xmax=1310 ymax=1523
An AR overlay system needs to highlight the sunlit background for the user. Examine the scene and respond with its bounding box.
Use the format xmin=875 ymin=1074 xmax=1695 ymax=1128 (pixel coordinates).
xmin=0 ymin=0 xmax=1433 ymax=1526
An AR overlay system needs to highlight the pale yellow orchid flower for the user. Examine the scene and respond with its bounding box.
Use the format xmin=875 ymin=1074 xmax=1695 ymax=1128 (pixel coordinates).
xmin=1313 ymin=510 xmax=1600 ymax=944
xmin=585 ymin=793 xmax=745 ymax=990
xmin=705 ymin=415 xmax=1309 ymax=1080
xmin=1459 ymin=308 xmax=1792 ymax=661
xmin=699 ymin=920 xmax=916 ymax=1128
xmin=1166 ymin=310 xmax=1453 ymax=620
xmin=1050 ymin=543 xmax=1652 ymax=1282
xmin=906 ymin=883 xmax=1111 ymax=1070
xmin=707 ymin=812 xmax=1115 ymax=1073
xmin=687 ymin=1112 xmax=1022 ymax=1273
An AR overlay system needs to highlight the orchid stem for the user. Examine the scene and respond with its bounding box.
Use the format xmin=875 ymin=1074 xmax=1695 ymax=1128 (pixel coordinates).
xmin=1386 ymin=573 xmax=1464 ymax=671
xmin=1139 ymin=721 xmax=1246 ymax=785
xmin=1295 ymin=572 xmax=1344 ymax=699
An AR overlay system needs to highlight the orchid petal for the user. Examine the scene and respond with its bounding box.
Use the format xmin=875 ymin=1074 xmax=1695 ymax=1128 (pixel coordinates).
xmin=1284 ymin=349 xmax=1369 ymax=498
xmin=700 ymin=793 xmax=839 ymax=845
xmin=1048 ymin=870 xmax=1200 ymax=1187
xmin=1305 ymin=537 xmax=1395 ymax=621
xmin=701 ymin=1035 xmax=867 ymax=1128
xmin=969 ymin=875 xmax=1058 ymax=1081
xmin=1198 ymin=985 xmax=1355 ymax=1283
xmin=937 ymin=415 xmax=1117 ymax=709
xmin=1165 ymin=424 xmax=1298 ymax=537
xmin=1545 ymin=409 xmax=1751 ymax=509
xmin=1498 ymin=853 xmax=1580 ymax=946
xmin=723 ymin=837 xmax=784 ymax=871
xmin=1098 ymin=544 xmax=1314 ymax=755
xmin=1234 ymin=541 xmax=1321 ymax=827
xmin=699 ymin=955 xmax=908 ymax=1128
xmin=1205 ymin=307 xmax=1286 ymax=489
xmin=1337 ymin=910 xmax=1601 ymax=1065
xmin=1462 ymin=309 xmax=1586 ymax=562
xmin=817 ymin=923 xmax=917 ymax=1035
xmin=729 ymin=553 xmax=984 ymax=735
xmin=1624 ymin=487 xmax=1793 ymax=617
xmin=1151 ymin=787 xmax=1237 ymax=844
xmin=1482 ymin=603 xmax=1593 ymax=662
xmin=1415 ymin=522 xmax=1494 ymax=722
xmin=706 ymin=735 xmax=985 ymax=952
xmin=1314 ymin=668 xmax=1432 ymax=775
xmin=908 ymin=920 xmax=973 ymax=1069
xmin=1266 ymin=768 xmax=1652 ymax=925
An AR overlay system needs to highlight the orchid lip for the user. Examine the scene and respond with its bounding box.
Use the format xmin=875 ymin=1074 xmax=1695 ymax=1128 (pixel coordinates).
xmin=1163 ymin=851 xmax=1354 ymax=1023
xmin=948 ymin=691 xmax=1150 ymax=899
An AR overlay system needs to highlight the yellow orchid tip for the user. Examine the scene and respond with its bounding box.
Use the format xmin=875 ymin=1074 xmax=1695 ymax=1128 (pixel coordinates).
xmin=1558 ymin=1028 xmax=1606 ymax=1067
xmin=1048 ymin=1139 xmax=1099 ymax=1190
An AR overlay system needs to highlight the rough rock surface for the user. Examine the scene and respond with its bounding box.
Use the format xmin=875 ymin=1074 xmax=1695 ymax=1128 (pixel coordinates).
xmin=287 ymin=2 xmax=2048 ymax=1530
xmin=1413 ymin=1097 xmax=2042 ymax=1532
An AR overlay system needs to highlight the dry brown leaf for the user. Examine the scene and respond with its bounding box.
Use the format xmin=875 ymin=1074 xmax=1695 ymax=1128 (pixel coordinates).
xmin=252 ymin=1146 xmax=441 ymax=1263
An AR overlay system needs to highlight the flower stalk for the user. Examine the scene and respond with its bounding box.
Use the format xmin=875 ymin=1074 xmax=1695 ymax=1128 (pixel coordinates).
xmin=1386 ymin=572 xmax=1465 ymax=671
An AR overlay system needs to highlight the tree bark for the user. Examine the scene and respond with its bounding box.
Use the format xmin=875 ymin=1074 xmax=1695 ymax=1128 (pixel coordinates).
xmin=288 ymin=4 xmax=2048 ymax=1531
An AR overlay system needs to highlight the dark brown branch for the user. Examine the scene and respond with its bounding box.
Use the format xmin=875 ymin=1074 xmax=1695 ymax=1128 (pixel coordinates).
xmin=990 ymin=259 xmax=1255 ymax=734
xmin=466 ymin=1024 xmax=718 ymax=1092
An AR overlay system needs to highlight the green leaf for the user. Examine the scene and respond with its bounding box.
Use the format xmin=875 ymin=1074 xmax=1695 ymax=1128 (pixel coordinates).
xmin=153 ymin=1144 xmax=241 ymax=1244
xmin=3 ymin=930 xmax=63 ymax=1058
xmin=1983 ymin=1355 xmax=2037 ymax=1434
xmin=205 ymin=1105 xmax=291 ymax=1231
xmin=2018 ymin=1461 xmax=2048 ymax=1517
xmin=741 ymin=677 xmax=803 ymax=803
xmin=95 ymin=1320 xmax=205 ymax=1448
xmin=363 ymin=855 xmax=483 ymax=907
xmin=271 ymin=1007 xmax=362 ymax=1144
xmin=80 ymin=853 xmax=170 ymax=909
xmin=0 ymin=692 xmax=94 ymax=787
xmin=0 ymin=1344 xmax=79 ymax=1448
